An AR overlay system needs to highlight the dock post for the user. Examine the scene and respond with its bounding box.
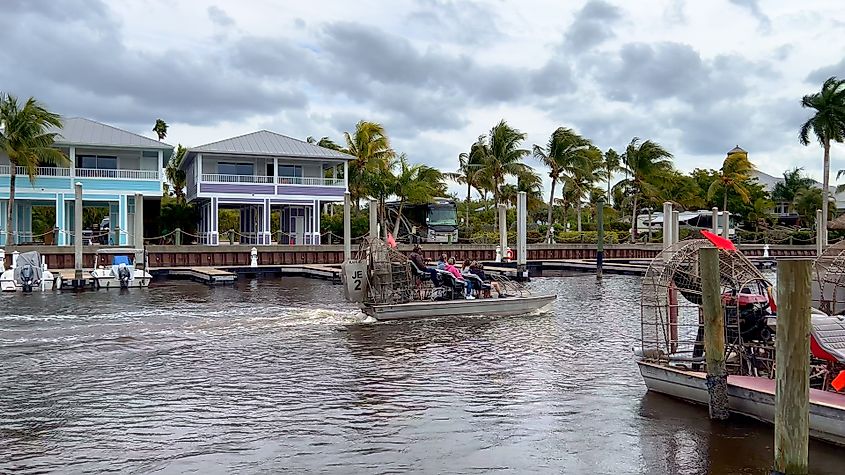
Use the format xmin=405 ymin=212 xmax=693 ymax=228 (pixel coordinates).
xmin=774 ymin=259 xmax=811 ymax=475
xmin=816 ymin=209 xmax=823 ymax=256
xmin=174 ymin=228 xmax=182 ymax=246
xmin=343 ymin=191 xmax=351 ymax=262
xmin=722 ymin=211 xmax=730 ymax=239
xmin=596 ymin=198 xmax=604 ymax=280
xmin=712 ymin=207 xmax=719 ymax=234
xmin=134 ymin=193 xmax=144 ymax=248
xmin=662 ymin=202 xmax=673 ymax=252
xmin=516 ymin=191 xmax=527 ymax=280
xmin=498 ymin=204 xmax=507 ymax=261
xmin=369 ymin=199 xmax=378 ymax=241
xmin=700 ymin=247 xmax=729 ymax=420
xmin=672 ymin=209 xmax=680 ymax=245
xmin=73 ymin=182 xmax=84 ymax=285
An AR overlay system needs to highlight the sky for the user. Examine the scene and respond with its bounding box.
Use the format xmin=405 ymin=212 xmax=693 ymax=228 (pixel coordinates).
xmin=2 ymin=0 xmax=844 ymax=199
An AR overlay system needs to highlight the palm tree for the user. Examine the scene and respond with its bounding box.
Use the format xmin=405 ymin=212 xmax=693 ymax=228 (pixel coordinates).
xmin=532 ymin=127 xmax=592 ymax=241
xmin=166 ymin=144 xmax=187 ymax=202
xmin=476 ymin=120 xmax=532 ymax=208
xmin=343 ymin=120 xmax=394 ymax=209
xmin=391 ymin=155 xmax=446 ymax=236
xmin=800 ymin=76 xmax=845 ymax=244
xmin=152 ymin=119 xmax=168 ymax=141
xmin=571 ymin=146 xmax=602 ymax=232
xmin=707 ymin=148 xmax=755 ymax=215
xmin=445 ymin=138 xmax=485 ymax=227
xmin=602 ymin=148 xmax=623 ymax=206
xmin=307 ymin=135 xmax=342 ymax=151
xmin=613 ymin=138 xmax=674 ymax=242
xmin=773 ymin=167 xmax=816 ymax=212
xmin=0 ymin=93 xmax=67 ymax=245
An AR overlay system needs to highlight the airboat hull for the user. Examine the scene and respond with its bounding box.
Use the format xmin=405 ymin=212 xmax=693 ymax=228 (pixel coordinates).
xmin=638 ymin=361 xmax=845 ymax=447
xmin=363 ymin=294 xmax=556 ymax=321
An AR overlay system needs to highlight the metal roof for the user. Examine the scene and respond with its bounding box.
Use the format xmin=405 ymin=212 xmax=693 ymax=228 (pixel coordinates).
xmin=49 ymin=117 xmax=172 ymax=150
xmin=189 ymin=130 xmax=353 ymax=160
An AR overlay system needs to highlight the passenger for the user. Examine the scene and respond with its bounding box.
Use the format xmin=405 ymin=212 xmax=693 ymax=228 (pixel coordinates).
xmin=444 ymin=257 xmax=473 ymax=300
xmin=409 ymin=245 xmax=439 ymax=283
xmin=461 ymin=259 xmax=479 ymax=297
xmin=471 ymin=261 xmax=508 ymax=298
xmin=436 ymin=253 xmax=448 ymax=270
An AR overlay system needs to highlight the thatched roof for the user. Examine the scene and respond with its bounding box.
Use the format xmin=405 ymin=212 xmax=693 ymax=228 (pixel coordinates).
xmin=829 ymin=213 xmax=845 ymax=230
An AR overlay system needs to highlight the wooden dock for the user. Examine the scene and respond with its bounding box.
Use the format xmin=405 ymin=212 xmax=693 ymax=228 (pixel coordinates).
xmin=154 ymin=267 xmax=237 ymax=285
xmin=149 ymin=264 xmax=341 ymax=285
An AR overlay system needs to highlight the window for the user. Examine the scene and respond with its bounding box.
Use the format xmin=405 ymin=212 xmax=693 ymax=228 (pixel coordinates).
xmin=77 ymin=155 xmax=117 ymax=169
xmin=141 ymin=151 xmax=159 ymax=159
xmin=278 ymin=165 xmax=302 ymax=178
xmin=218 ymin=162 xmax=254 ymax=175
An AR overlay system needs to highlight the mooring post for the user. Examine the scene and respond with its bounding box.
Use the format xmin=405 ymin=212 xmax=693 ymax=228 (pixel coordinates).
xmin=369 ymin=199 xmax=378 ymax=240
xmin=662 ymin=202 xmax=673 ymax=253
xmin=498 ymin=204 xmax=507 ymax=261
xmin=722 ymin=211 xmax=731 ymax=239
xmin=174 ymin=228 xmax=182 ymax=246
xmin=596 ymin=198 xmax=605 ymax=280
xmin=712 ymin=207 xmax=719 ymax=234
xmin=74 ymin=182 xmax=83 ymax=284
xmin=672 ymin=209 xmax=680 ymax=245
xmin=816 ymin=209 xmax=823 ymax=256
xmin=343 ymin=191 xmax=352 ymax=262
xmin=774 ymin=259 xmax=811 ymax=475
xmin=700 ymin=247 xmax=729 ymax=420
xmin=516 ymin=192 xmax=527 ymax=280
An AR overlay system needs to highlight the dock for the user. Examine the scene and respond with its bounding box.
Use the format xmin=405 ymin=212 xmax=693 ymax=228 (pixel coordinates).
xmin=150 ymin=264 xmax=341 ymax=285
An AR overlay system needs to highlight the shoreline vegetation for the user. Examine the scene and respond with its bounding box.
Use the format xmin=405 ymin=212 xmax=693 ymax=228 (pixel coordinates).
xmin=4 ymin=76 xmax=845 ymax=245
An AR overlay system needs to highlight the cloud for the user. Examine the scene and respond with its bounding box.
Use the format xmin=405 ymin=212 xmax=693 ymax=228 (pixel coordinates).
xmin=405 ymin=0 xmax=502 ymax=46
xmin=807 ymin=58 xmax=845 ymax=85
xmin=564 ymin=0 xmax=623 ymax=51
xmin=207 ymin=5 xmax=235 ymax=27
xmin=728 ymin=0 xmax=771 ymax=31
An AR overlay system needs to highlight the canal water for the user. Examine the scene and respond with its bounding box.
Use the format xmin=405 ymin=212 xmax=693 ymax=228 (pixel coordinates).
xmin=1 ymin=275 xmax=843 ymax=474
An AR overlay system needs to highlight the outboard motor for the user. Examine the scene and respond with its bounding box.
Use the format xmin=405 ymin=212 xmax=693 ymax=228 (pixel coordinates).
xmin=19 ymin=265 xmax=35 ymax=293
xmin=117 ymin=263 xmax=132 ymax=289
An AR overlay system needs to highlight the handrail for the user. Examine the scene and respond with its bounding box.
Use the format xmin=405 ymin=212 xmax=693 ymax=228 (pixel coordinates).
xmin=276 ymin=176 xmax=344 ymax=186
xmin=75 ymin=168 xmax=159 ymax=180
xmin=201 ymin=173 xmax=274 ymax=184
xmin=0 ymin=165 xmax=72 ymax=177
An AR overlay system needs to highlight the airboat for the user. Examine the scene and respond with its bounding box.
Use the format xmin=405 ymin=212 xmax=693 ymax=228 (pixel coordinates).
xmin=635 ymin=231 xmax=845 ymax=447
xmin=341 ymin=239 xmax=556 ymax=321
xmin=90 ymin=248 xmax=152 ymax=289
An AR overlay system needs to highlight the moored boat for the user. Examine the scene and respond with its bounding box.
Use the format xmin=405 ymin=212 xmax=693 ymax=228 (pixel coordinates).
xmin=0 ymin=250 xmax=57 ymax=292
xmin=90 ymin=248 xmax=152 ymax=289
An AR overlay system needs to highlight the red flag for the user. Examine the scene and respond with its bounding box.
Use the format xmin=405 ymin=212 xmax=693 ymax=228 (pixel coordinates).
xmin=832 ymin=370 xmax=845 ymax=392
xmin=701 ymin=230 xmax=736 ymax=251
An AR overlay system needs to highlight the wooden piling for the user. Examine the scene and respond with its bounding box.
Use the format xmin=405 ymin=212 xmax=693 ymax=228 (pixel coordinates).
xmin=343 ymin=191 xmax=351 ymax=262
xmin=73 ymin=182 xmax=83 ymax=282
xmin=498 ymin=204 xmax=507 ymax=259
xmin=596 ymin=198 xmax=604 ymax=279
xmin=369 ymin=199 xmax=378 ymax=240
xmin=700 ymin=247 xmax=728 ymax=420
xmin=774 ymin=259 xmax=811 ymax=475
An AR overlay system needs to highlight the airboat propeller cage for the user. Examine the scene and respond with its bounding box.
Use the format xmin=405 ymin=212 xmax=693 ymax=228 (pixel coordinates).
xmin=813 ymin=239 xmax=845 ymax=315
xmin=640 ymin=239 xmax=772 ymax=363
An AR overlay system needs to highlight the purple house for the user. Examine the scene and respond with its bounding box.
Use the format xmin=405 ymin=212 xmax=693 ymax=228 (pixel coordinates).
xmin=181 ymin=130 xmax=352 ymax=245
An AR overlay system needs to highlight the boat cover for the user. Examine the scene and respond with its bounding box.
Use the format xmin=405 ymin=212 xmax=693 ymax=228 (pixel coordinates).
xmin=811 ymin=314 xmax=845 ymax=363
xmin=13 ymin=251 xmax=42 ymax=283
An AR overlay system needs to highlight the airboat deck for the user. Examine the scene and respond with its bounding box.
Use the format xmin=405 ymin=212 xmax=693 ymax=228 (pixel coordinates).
xmin=363 ymin=294 xmax=556 ymax=321
xmin=639 ymin=361 xmax=845 ymax=446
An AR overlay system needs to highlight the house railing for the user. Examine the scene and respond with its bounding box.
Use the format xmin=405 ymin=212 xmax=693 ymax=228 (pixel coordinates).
xmin=276 ymin=176 xmax=345 ymax=186
xmin=0 ymin=166 xmax=157 ymax=180
xmin=201 ymin=173 xmax=274 ymax=184
xmin=0 ymin=165 xmax=72 ymax=177
xmin=75 ymin=168 xmax=159 ymax=180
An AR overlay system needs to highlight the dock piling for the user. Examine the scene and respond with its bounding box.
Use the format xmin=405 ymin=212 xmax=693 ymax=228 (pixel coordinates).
xmin=596 ymin=198 xmax=604 ymax=279
xmin=774 ymin=259 xmax=811 ymax=475
xmin=700 ymin=247 xmax=729 ymax=420
xmin=816 ymin=209 xmax=823 ymax=256
xmin=134 ymin=193 xmax=144 ymax=247
xmin=343 ymin=191 xmax=351 ymax=262
xmin=722 ymin=211 xmax=730 ymax=239
xmin=73 ymin=182 xmax=83 ymax=283
xmin=498 ymin=204 xmax=507 ymax=261
xmin=516 ymin=192 xmax=527 ymax=279
xmin=369 ymin=199 xmax=378 ymax=241
xmin=671 ymin=210 xmax=680 ymax=245
xmin=712 ymin=207 xmax=719 ymax=234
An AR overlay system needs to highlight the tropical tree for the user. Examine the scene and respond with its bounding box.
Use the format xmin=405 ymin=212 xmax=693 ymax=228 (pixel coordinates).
xmin=707 ymin=148 xmax=755 ymax=215
xmin=799 ymin=76 xmax=845 ymax=243
xmin=391 ymin=155 xmax=446 ymax=236
xmin=602 ymin=148 xmax=623 ymax=206
xmin=166 ymin=144 xmax=187 ymax=202
xmin=745 ymin=196 xmax=776 ymax=232
xmin=532 ymin=127 xmax=593 ymax=241
xmin=613 ymin=137 xmax=674 ymax=241
xmin=571 ymin=146 xmax=602 ymax=232
xmin=445 ymin=138 xmax=486 ymax=227
xmin=152 ymin=118 xmax=168 ymax=141
xmin=307 ymin=135 xmax=343 ymax=151
xmin=343 ymin=120 xmax=394 ymax=208
xmin=0 ymin=93 xmax=67 ymax=245
xmin=773 ymin=167 xmax=816 ymax=211
xmin=475 ymin=120 xmax=533 ymax=208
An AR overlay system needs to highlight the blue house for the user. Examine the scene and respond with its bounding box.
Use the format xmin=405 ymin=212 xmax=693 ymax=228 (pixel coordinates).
xmin=181 ymin=130 xmax=352 ymax=245
xmin=0 ymin=117 xmax=171 ymax=246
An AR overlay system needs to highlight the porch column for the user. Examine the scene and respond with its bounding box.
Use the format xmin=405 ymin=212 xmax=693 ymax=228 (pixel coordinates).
xmin=16 ymin=201 xmax=32 ymax=243
xmin=133 ymin=193 xmax=144 ymax=247
xmin=157 ymin=150 xmax=163 ymax=181
xmin=56 ymin=193 xmax=66 ymax=245
xmin=343 ymin=161 xmax=349 ymax=191
xmin=69 ymin=146 xmax=76 ymax=179
xmin=210 ymin=197 xmax=219 ymax=245
xmin=118 ymin=195 xmax=129 ymax=245
xmin=314 ymin=200 xmax=321 ymax=245
xmin=0 ymin=201 xmax=7 ymax=246
xmin=273 ymin=158 xmax=278 ymax=184
xmin=261 ymin=198 xmax=271 ymax=245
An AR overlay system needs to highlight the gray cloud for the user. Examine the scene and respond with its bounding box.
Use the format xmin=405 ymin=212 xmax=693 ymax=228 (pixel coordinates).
xmin=405 ymin=0 xmax=503 ymax=46
xmin=564 ymin=0 xmax=623 ymax=51
xmin=807 ymin=58 xmax=845 ymax=84
xmin=207 ymin=5 xmax=235 ymax=27
xmin=729 ymin=0 xmax=771 ymax=31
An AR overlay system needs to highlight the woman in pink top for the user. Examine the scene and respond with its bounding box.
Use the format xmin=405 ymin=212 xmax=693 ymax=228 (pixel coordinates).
xmin=443 ymin=257 xmax=463 ymax=280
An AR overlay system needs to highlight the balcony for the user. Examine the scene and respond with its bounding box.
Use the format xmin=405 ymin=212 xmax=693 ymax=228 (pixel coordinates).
xmin=200 ymin=174 xmax=344 ymax=187
xmin=0 ymin=165 xmax=72 ymax=177
xmin=0 ymin=165 xmax=158 ymax=180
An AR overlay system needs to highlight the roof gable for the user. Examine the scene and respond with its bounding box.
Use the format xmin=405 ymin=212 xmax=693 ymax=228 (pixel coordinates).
xmin=49 ymin=117 xmax=172 ymax=150
xmin=190 ymin=130 xmax=353 ymax=160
